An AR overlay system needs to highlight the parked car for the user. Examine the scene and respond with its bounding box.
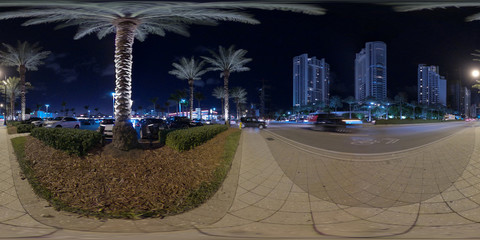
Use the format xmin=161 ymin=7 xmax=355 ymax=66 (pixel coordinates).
xmin=138 ymin=118 xmax=167 ymax=139
xmin=43 ymin=117 xmax=81 ymax=129
xmin=166 ymin=116 xmax=200 ymax=129
xmin=240 ymin=117 xmax=267 ymax=129
xmin=98 ymin=119 xmax=115 ymax=137
xmin=23 ymin=117 xmax=44 ymax=127
xmin=191 ymin=118 xmax=205 ymax=126
xmin=312 ymin=114 xmax=348 ymax=132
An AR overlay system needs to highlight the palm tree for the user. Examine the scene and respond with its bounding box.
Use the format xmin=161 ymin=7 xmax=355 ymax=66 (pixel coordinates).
xmin=343 ymin=96 xmax=356 ymax=119
xmin=394 ymin=92 xmax=407 ymax=119
xmin=0 ymin=77 xmax=22 ymax=120
xmin=230 ymin=87 xmax=247 ymax=120
xmin=406 ymin=101 xmax=418 ymax=119
xmin=61 ymin=101 xmax=67 ymax=114
xmin=169 ymin=90 xmax=187 ymax=116
xmin=329 ymin=95 xmax=343 ymax=112
xmin=212 ymin=86 xmax=226 ymax=117
xmin=94 ymin=107 xmax=99 ymax=115
xmin=0 ymin=41 xmax=50 ymax=121
xmin=164 ymin=101 xmax=171 ymax=116
xmin=169 ymin=57 xmax=207 ymax=120
xmin=202 ymin=45 xmax=252 ymax=126
xmin=195 ymin=92 xmax=205 ymax=108
xmin=149 ymin=97 xmax=158 ymax=116
xmin=0 ymin=2 xmax=324 ymax=149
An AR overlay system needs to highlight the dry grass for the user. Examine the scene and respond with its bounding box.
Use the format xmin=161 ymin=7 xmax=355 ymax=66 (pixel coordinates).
xmin=22 ymin=128 xmax=239 ymax=218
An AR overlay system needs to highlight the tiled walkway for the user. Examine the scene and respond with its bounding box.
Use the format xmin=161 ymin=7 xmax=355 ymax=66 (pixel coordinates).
xmin=1 ymin=124 xmax=480 ymax=239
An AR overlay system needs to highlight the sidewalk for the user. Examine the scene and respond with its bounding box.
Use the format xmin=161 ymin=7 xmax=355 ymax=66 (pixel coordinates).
xmin=1 ymin=125 xmax=480 ymax=239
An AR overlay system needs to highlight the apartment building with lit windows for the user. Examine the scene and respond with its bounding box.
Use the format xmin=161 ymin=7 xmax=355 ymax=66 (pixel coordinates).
xmin=354 ymin=41 xmax=387 ymax=102
xmin=292 ymin=54 xmax=330 ymax=107
xmin=418 ymin=64 xmax=447 ymax=106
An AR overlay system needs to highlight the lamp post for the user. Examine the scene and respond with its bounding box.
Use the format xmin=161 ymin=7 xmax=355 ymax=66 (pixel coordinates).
xmin=111 ymin=92 xmax=115 ymax=119
xmin=2 ymin=79 xmax=6 ymax=126
xmin=45 ymin=104 xmax=49 ymax=114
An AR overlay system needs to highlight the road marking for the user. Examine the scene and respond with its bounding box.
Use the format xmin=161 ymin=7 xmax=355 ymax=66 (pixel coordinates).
xmin=382 ymin=138 xmax=400 ymax=144
xmin=350 ymin=138 xmax=380 ymax=145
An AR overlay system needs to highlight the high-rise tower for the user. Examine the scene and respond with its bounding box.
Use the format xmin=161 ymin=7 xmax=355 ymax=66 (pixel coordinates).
xmin=355 ymin=41 xmax=387 ymax=102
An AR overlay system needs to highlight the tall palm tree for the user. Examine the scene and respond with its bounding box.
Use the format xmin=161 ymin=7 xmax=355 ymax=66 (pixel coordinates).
xmin=0 ymin=77 xmax=22 ymax=120
xmin=343 ymin=96 xmax=356 ymax=119
xmin=394 ymin=92 xmax=407 ymax=119
xmin=169 ymin=57 xmax=207 ymax=120
xmin=329 ymin=95 xmax=343 ymax=112
xmin=230 ymin=87 xmax=247 ymax=120
xmin=0 ymin=1 xmax=324 ymax=149
xmin=194 ymin=92 xmax=205 ymax=108
xmin=202 ymin=45 xmax=252 ymax=126
xmin=0 ymin=41 xmax=50 ymax=121
xmin=169 ymin=90 xmax=187 ymax=116
xmin=212 ymin=86 xmax=226 ymax=117
xmin=149 ymin=97 xmax=158 ymax=116
xmin=164 ymin=101 xmax=171 ymax=116
xmin=61 ymin=101 xmax=66 ymax=114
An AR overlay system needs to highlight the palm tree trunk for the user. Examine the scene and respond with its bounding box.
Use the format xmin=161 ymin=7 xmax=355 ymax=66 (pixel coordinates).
xmin=220 ymin=98 xmax=224 ymax=118
xmin=223 ymin=71 xmax=230 ymax=126
xmin=112 ymin=19 xmax=139 ymax=151
xmin=349 ymin=104 xmax=352 ymax=119
xmin=10 ymin=92 xmax=14 ymax=121
xmin=19 ymin=65 xmax=26 ymax=121
xmin=189 ymin=79 xmax=194 ymax=120
xmin=236 ymin=101 xmax=240 ymax=120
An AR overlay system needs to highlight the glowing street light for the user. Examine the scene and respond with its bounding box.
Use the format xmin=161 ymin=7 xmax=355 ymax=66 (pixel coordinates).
xmin=111 ymin=92 xmax=116 ymax=118
xmin=45 ymin=104 xmax=49 ymax=115
xmin=472 ymin=69 xmax=479 ymax=78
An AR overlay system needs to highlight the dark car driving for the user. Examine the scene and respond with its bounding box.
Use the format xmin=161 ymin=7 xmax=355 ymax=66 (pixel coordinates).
xmin=240 ymin=117 xmax=267 ymax=129
xmin=139 ymin=118 xmax=167 ymax=139
xmin=312 ymin=114 xmax=348 ymax=132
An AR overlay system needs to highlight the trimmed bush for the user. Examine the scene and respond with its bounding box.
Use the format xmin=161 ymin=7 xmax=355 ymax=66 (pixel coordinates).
xmin=166 ymin=125 xmax=228 ymax=151
xmin=8 ymin=121 xmax=22 ymax=127
xmin=31 ymin=128 xmax=102 ymax=156
xmin=158 ymin=128 xmax=178 ymax=145
xmin=16 ymin=124 xmax=36 ymax=133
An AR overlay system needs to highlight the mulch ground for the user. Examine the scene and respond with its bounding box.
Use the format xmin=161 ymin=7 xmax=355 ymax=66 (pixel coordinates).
xmin=23 ymin=129 xmax=237 ymax=218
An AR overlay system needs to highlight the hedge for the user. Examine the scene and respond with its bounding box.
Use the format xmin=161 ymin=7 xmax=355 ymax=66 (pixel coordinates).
xmin=165 ymin=125 xmax=228 ymax=151
xmin=16 ymin=124 xmax=36 ymax=133
xmin=158 ymin=128 xmax=178 ymax=145
xmin=31 ymin=128 xmax=102 ymax=156
xmin=8 ymin=121 xmax=22 ymax=127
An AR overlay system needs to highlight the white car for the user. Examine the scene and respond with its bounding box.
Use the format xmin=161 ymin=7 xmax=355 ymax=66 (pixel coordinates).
xmin=98 ymin=119 xmax=115 ymax=137
xmin=43 ymin=117 xmax=81 ymax=129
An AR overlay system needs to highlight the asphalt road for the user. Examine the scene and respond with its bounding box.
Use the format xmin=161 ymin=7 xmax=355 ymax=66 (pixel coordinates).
xmin=265 ymin=121 xmax=478 ymax=154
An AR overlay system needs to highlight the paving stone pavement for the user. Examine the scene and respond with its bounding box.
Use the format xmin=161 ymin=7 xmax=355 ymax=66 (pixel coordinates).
xmin=1 ymin=124 xmax=480 ymax=239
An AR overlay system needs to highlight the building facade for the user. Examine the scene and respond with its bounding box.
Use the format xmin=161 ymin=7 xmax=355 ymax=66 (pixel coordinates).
xmin=293 ymin=54 xmax=330 ymax=107
xmin=354 ymin=41 xmax=387 ymax=102
xmin=417 ymin=64 xmax=447 ymax=106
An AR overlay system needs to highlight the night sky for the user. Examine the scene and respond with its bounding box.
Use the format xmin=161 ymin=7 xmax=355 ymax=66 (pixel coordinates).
xmin=0 ymin=1 xmax=480 ymax=115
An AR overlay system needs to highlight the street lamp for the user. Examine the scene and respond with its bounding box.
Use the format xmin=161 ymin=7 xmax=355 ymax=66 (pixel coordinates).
xmin=45 ymin=104 xmax=49 ymax=114
xmin=472 ymin=69 xmax=479 ymax=78
xmin=180 ymin=98 xmax=186 ymax=116
xmin=111 ymin=92 xmax=115 ymax=119
xmin=2 ymin=79 xmax=6 ymax=126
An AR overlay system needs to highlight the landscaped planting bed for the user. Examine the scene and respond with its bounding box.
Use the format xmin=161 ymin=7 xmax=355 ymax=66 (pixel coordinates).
xmin=13 ymin=128 xmax=240 ymax=219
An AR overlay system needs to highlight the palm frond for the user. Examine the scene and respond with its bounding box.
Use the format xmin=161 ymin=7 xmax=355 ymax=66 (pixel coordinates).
xmin=0 ymin=1 xmax=325 ymax=40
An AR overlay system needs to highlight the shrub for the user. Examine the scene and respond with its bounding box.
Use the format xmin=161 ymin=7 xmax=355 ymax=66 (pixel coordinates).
xmin=8 ymin=121 xmax=22 ymax=127
xmin=16 ymin=124 xmax=36 ymax=133
xmin=31 ymin=128 xmax=102 ymax=156
xmin=158 ymin=128 xmax=178 ymax=145
xmin=165 ymin=125 xmax=228 ymax=151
